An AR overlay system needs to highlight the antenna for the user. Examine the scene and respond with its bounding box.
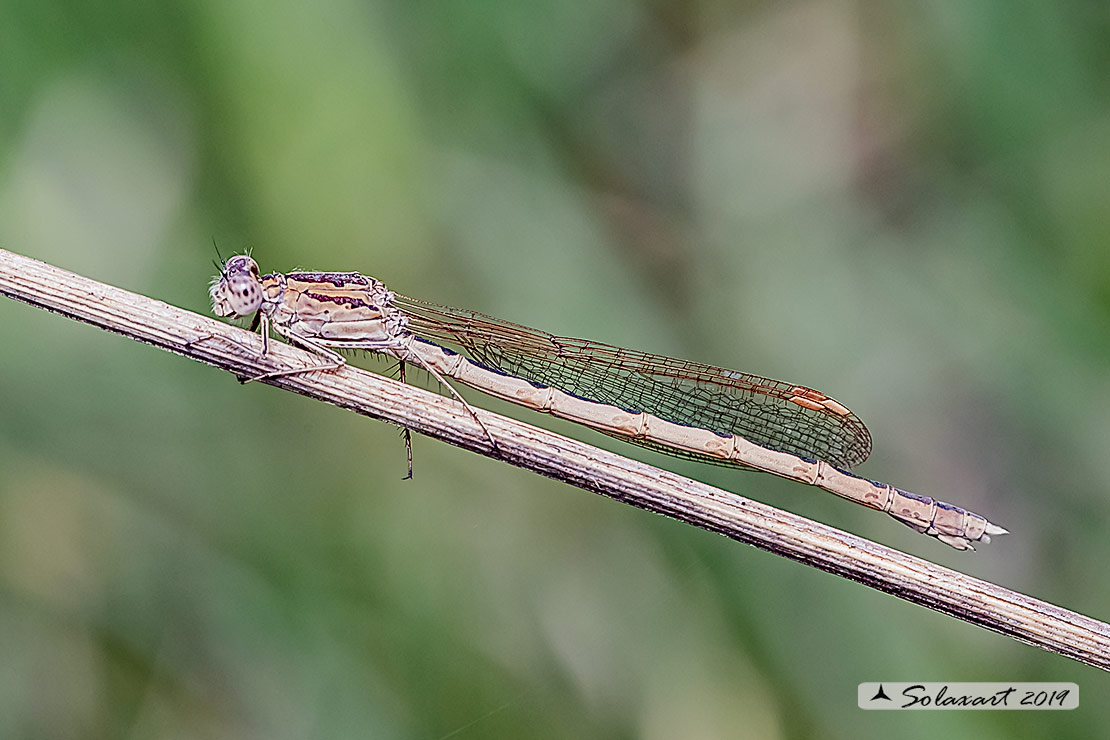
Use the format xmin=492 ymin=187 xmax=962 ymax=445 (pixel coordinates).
xmin=211 ymin=237 xmax=226 ymax=272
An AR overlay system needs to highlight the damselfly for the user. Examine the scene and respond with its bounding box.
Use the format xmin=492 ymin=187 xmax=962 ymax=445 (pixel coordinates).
xmin=210 ymin=255 xmax=1006 ymax=550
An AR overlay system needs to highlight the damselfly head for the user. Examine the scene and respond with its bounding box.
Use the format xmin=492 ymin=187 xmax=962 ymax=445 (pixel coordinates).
xmin=210 ymin=254 xmax=264 ymax=318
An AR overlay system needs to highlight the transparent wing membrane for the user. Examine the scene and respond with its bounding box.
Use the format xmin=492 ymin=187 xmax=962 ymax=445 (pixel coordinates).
xmin=394 ymin=297 xmax=872 ymax=470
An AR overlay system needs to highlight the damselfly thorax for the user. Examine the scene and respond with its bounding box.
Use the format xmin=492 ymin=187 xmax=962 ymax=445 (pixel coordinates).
xmin=213 ymin=257 xmax=406 ymax=351
xmin=210 ymin=254 xmax=1006 ymax=550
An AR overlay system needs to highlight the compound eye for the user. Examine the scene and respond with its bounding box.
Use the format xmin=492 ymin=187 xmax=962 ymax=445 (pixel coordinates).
xmin=228 ymin=275 xmax=263 ymax=314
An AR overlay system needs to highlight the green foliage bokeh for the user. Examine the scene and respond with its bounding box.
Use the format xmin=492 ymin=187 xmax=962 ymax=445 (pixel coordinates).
xmin=1 ymin=2 xmax=1109 ymax=738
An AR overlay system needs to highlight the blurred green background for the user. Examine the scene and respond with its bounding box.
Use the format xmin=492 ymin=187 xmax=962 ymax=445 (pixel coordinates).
xmin=2 ymin=1 xmax=1109 ymax=737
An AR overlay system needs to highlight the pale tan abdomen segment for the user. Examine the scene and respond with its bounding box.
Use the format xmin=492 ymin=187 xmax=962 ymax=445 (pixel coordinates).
xmin=414 ymin=341 xmax=998 ymax=550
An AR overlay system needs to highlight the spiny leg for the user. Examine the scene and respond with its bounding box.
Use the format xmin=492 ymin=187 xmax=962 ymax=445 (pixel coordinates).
xmin=326 ymin=337 xmax=500 ymax=453
xmin=395 ymin=347 xmax=499 ymax=455
xmin=183 ymin=332 xmax=216 ymax=352
xmin=190 ymin=314 xmax=277 ymax=370
xmin=399 ymin=360 xmax=414 ymax=480
xmin=240 ymin=324 xmax=500 ymax=454
xmin=188 ymin=306 xmax=265 ymax=353
xmin=242 ymin=317 xmax=348 ymax=382
xmin=304 ymin=337 xmax=500 ymax=454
